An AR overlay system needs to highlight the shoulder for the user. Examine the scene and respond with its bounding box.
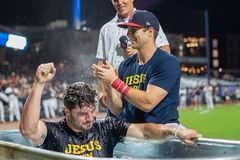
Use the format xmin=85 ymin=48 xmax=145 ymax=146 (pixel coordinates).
xmin=100 ymin=16 xmax=118 ymax=32
xmin=95 ymin=116 xmax=126 ymax=128
xmin=120 ymin=54 xmax=138 ymax=68
xmin=151 ymin=49 xmax=180 ymax=73
xmin=156 ymin=49 xmax=178 ymax=63
xmin=44 ymin=119 xmax=65 ymax=131
xmin=93 ymin=117 xmax=110 ymax=132
xmin=95 ymin=116 xmax=117 ymax=125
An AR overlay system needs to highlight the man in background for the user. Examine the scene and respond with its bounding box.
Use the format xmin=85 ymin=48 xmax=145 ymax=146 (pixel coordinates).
xmin=96 ymin=0 xmax=170 ymax=108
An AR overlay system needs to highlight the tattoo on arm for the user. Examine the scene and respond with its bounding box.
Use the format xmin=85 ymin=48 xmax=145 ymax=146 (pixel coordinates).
xmin=41 ymin=134 xmax=46 ymax=140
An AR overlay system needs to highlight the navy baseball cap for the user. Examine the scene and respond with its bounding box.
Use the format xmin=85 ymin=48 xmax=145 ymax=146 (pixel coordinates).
xmin=118 ymin=10 xmax=160 ymax=31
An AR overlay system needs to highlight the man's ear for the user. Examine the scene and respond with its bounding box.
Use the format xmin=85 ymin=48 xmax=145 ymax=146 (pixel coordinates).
xmin=62 ymin=106 xmax=68 ymax=116
xmin=148 ymin=27 xmax=155 ymax=37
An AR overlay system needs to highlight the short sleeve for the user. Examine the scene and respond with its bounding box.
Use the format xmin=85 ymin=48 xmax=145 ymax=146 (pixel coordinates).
xmin=96 ymin=27 xmax=106 ymax=60
xmin=103 ymin=116 xmax=130 ymax=142
xmin=149 ymin=57 xmax=180 ymax=92
xmin=156 ymin=24 xmax=169 ymax=47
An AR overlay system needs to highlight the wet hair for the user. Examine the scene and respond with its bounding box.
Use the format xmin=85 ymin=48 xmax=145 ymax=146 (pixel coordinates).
xmin=62 ymin=82 xmax=97 ymax=110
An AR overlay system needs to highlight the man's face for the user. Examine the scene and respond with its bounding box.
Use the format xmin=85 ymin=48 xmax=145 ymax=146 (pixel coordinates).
xmin=112 ymin=0 xmax=134 ymax=18
xmin=67 ymin=105 xmax=96 ymax=132
xmin=127 ymin=27 xmax=150 ymax=49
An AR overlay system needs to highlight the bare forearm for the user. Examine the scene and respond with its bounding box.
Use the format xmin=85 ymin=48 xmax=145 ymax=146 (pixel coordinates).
xmin=105 ymin=85 xmax=123 ymax=115
xmin=142 ymin=124 xmax=175 ymax=139
xmin=109 ymin=79 xmax=166 ymax=113
xmin=127 ymin=123 xmax=175 ymax=139
xmin=98 ymin=80 xmax=105 ymax=94
xmin=20 ymin=82 xmax=45 ymax=135
xmin=124 ymin=87 xmax=166 ymax=113
xmin=128 ymin=123 xmax=201 ymax=145
xmin=92 ymin=64 xmax=165 ymax=112
xmin=20 ymin=63 xmax=55 ymax=145
xmin=124 ymin=89 xmax=151 ymax=112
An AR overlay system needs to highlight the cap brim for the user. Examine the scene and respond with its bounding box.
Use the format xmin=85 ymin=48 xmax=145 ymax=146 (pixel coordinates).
xmin=118 ymin=22 xmax=144 ymax=28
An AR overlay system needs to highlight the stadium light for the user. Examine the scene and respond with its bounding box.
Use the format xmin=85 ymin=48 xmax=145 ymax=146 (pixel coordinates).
xmin=72 ymin=0 xmax=81 ymax=30
xmin=0 ymin=32 xmax=27 ymax=50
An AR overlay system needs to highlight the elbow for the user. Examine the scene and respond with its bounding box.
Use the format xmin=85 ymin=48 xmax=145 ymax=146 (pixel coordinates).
xmin=140 ymin=103 xmax=155 ymax=113
xmin=139 ymin=96 xmax=162 ymax=113
xmin=20 ymin=128 xmax=36 ymax=140
xmin=19 ymin=127 xmax=29 ymax=138
xmin=19 ymin=124 xmax=30 ymax=137
xmin=19 ymin=123 xmax=37 ymax=139
xmin=142 ymin=106 xmax=154 ymax=113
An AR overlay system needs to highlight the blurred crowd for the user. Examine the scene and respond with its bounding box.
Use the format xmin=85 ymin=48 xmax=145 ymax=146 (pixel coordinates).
xmin=179 ymin=81 xmax=240 ymax=110
xmin=0 ymin=72 xmax=68 ymax=123
xmin=1 ymin=71 xmax=240 ymax=123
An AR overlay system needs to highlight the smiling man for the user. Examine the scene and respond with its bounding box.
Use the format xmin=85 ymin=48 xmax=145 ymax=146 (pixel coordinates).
xmin=96 ymin=0 xmax=170 ymax=109
xmin=20 ymin=63 xmax=201 ymax=158
xmin=93 ymin=10 xmax=181 ymax=125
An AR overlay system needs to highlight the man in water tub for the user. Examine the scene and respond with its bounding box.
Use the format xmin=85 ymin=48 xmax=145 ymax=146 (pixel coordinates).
xmin=20 ymin=62 xmax=201 ymax=158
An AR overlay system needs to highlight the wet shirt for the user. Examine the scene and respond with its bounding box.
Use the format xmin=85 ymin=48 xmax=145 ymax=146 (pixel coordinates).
xmin=118 ymin=48 xmax=180 ymax=124
xmin=41 ymin=117 xmax=130 ymax=158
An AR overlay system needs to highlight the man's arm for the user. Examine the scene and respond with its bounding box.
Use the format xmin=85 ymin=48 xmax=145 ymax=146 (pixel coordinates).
xmin=105 ymin=84 xmax=123 ymax=115
xmin=95 ymin=61 xmax=124 ymax=115
xmin=92 ymin=62 xmax=168 ymax=113
xmin=98 ymin=70 xmax=124 ymax=115
xmin=97 ymin=60 xmax=108 ymax=108
xmin=127 ymin=123 xmax=202 ymax=145
xmin=124 ymin=85 xmax=167 ymax=112
xmin=19 ymin=63 xmax=56 ymax=145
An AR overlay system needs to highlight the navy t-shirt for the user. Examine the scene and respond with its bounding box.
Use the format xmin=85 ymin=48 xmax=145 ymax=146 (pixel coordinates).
xmin=41 ymin=117 xmax=130 ymax=157
xmin=118 ymin=48 xmax=180 ymax=124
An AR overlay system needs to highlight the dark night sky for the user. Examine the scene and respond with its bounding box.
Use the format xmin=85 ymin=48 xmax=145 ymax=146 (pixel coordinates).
xmin=0 ymin=0 xmax=239 ymax=34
